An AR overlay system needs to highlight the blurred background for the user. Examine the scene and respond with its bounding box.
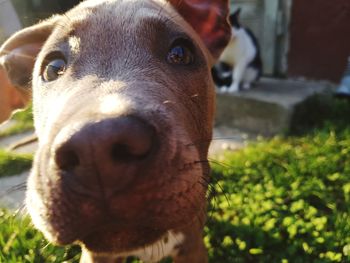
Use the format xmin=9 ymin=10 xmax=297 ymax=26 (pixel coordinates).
xmin=1 ymin=0 xmax=350 ymax=82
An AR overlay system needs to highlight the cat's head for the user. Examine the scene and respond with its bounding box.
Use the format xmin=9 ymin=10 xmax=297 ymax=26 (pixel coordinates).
xmin=229 ymin=8 xmax=241 ymax=29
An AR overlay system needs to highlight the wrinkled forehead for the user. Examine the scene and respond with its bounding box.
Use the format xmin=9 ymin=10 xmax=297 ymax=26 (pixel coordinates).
xmin=43 ymin=0 xmax=208 ymax=57
xmin=73 ymin=0 xmax=172 ymax=23
xmin=59 ymin=0 xmax=184 ymax=39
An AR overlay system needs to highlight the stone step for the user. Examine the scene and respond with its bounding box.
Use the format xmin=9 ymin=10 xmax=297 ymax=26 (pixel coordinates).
xmin=0 ymin=171 xmax=27 ymax=209
xmin=215 ymin=78 xmax=334 ymax=136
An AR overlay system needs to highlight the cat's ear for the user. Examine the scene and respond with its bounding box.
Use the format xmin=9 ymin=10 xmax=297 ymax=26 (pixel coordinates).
xmin=229 ymin=8 xmax=241 ymax=27
xmin=232 ymin=8 xmax=241 ymax=17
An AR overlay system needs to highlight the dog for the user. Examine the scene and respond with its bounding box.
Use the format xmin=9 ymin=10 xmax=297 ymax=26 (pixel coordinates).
xmin=0 ymin=66 xmax=25 ymax=122
xmin=0 ymin=44 xmax=37 ymax=122
xmin=0 ymin=0 xmax=231 ymax=262
xmin=212 ymin=8 xmax=262 ymax=93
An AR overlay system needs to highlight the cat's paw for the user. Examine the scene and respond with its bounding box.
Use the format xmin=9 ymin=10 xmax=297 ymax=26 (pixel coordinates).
xmin=217 ymin=86 xmax=229 ymax=93
xmin=242 ymin=82 xmax=251 ymax=90
xmin=227 ymin=82 xmax=240 ymax=93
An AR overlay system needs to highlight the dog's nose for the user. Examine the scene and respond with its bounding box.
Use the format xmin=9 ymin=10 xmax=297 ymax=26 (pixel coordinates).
xmin=54 ymin=117 xmax=156 ymax=192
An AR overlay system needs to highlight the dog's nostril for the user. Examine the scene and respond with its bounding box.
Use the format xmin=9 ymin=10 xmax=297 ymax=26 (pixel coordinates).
xmin=55 ymin=147 xmax=80 ymax=171
xmin=110 ymin=127 xmax=154 ymax=162
xmin=111 ymin=140 xmax=151 ymax=162
xmin=111 ymin=143 xmax=137 ymax=161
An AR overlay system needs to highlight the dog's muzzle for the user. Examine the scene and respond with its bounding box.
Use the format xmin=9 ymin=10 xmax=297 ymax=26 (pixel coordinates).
xmin=54 ymin=116 xmax=158 ymax=197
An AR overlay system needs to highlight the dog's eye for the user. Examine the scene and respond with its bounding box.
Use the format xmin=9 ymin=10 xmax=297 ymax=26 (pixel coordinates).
xmin=42 ymin=59 xmax=67 ymax=82
xmin=167 ymin=39 xmax=194 ymax=65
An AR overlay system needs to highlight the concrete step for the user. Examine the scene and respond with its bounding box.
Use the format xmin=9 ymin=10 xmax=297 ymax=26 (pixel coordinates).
xmin=0 ymin=120 xmax=37 ymax=154
xmin=215 ymin=78 xmax=334 ymax=136
xmin=0 ymin=171 xmax=27 ymax=209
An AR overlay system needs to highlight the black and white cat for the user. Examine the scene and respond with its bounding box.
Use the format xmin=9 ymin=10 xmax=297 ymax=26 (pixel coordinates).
xmin=212 ymin=8 xmax=263 ymax=92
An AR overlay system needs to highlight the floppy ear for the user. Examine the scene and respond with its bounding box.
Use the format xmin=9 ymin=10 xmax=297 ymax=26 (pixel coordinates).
xmin=0 ymin=66 xmax=27 ymax=122
xmin=0 ymin=16 xmax=60 ymax=123
xmin=169 ymin=0 xmax=231 ymax=62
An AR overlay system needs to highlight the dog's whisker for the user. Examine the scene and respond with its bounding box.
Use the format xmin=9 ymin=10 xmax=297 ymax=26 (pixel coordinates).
xmin=41 ymin=241 xmax=52 ymax=252
xmin=18 ymin=203 xmax=27 ymax=215
xmin=198 ymin=205 xmax=207 ymax=227
xmin=185 ymin=135 xmax=248 ymax=148
xmin=202 ymin=172 xmax=230 ymax=203
xmin=184 ymin=138 xmax=211 ymax=147
xmin=203 ymin=158 xmax=235 ymax=170
xmin=9 ymin=204 xmax=25 ymax=219
xmin=0 ymin=183 xmax=27 ymax=199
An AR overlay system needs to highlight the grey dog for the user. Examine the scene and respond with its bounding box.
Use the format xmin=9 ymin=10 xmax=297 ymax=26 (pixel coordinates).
xmin=0 ymin=0 xmax=231 ymax=262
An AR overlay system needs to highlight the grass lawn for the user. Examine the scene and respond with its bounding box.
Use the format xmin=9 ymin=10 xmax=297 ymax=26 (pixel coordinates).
xmin=206 ymin=128 xmax=350 ymax=262
xmin=0 ymin=150 xmax=32 ymax=178
xmin=0 ymin=106 xmax=34 ymax=178
xmin=0 ymin=107 xmax=34 ymax=138
xmin=0 ymin=209 xmax=81 ymax=262
xmin=0 ymin=97 xmax=349 ymax=262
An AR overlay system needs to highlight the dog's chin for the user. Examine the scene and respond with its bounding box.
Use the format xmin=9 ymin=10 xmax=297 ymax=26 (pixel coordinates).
xmin=78 ymin=226 xmax=165 ymax=253
xmin=27 ymin=170 xmax=206 ymax=254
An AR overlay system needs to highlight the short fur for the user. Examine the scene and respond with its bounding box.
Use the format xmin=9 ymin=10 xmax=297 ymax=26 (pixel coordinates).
xmin=0 ymin=0 xmax=231 ymax=262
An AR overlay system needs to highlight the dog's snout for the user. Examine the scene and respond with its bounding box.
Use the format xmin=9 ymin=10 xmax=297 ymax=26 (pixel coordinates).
xmin=54 ymin=117 xmax=156 ymax=190
xmin=105 ymin=117 xmax=156 ymax=162
xmin=109 ymin=120 xmax=155 ymax=162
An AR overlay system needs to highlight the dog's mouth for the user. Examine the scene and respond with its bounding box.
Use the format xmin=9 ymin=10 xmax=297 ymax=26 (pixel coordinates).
xmin=78 ymin=222 xmax=166 ymax=253
xmin=33 ymin=168 xmax=206 ymax=253
xmin=27 ymin=124 xmax=209 ymax=253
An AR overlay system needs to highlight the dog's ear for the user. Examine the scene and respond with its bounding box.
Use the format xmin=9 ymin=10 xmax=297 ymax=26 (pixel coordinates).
xmin=0 ymin=16 xmax=60 ymax=123
xmin=0 ymin=66 xmax=28 ymax=123
xmin=169 ymin=0 xmax=231 ymax=61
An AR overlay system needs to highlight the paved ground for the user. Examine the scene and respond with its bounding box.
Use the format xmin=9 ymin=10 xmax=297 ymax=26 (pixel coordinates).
xmin=210 ymin=126 xmax=252 ymax=155
xmin=0 ymin=172 xmax=27 ymax=210
xmin=0 ymin=121 xmax=33 ymax=209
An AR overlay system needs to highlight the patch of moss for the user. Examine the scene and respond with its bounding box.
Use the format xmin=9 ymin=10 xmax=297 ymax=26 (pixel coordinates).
xmin=206 ymin=127 xmax=350 ymax=262
xmin=0 ymin=209 xmax=81 ymax=262
xmin=0 ymin=107 xmax=34 ymax=138
xmin=0 ymin=150 xmax=32 ymax=178
xmin=290 ymin=95 xmax=350 ymax=135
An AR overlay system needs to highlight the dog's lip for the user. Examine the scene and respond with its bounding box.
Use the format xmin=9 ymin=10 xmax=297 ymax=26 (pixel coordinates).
xmin=59 ymin=171 xmax=100 ymax=196
xmin=78 ymin=221 xmax=166 ymax=252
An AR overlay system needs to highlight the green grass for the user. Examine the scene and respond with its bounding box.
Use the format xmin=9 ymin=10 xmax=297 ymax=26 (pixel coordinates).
xmin=0 ymin=127 xmax=349 ymax=262
xmin=206 ymin=128 xmax=350 ymax=262
xmin=0 ymin=150 xmax=33 ymax=178
xmin=0 ymin=97 xmax=349 ymax=262
xmin=0 ymin=209 xmax=81 ymax=262
xmin=290 ymin=95 xmax=350 ymax=135
xmin=0 ymin=107 xmax=34 ymax=138
xmin=0 ymin=106 xmax=34 ymax=178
